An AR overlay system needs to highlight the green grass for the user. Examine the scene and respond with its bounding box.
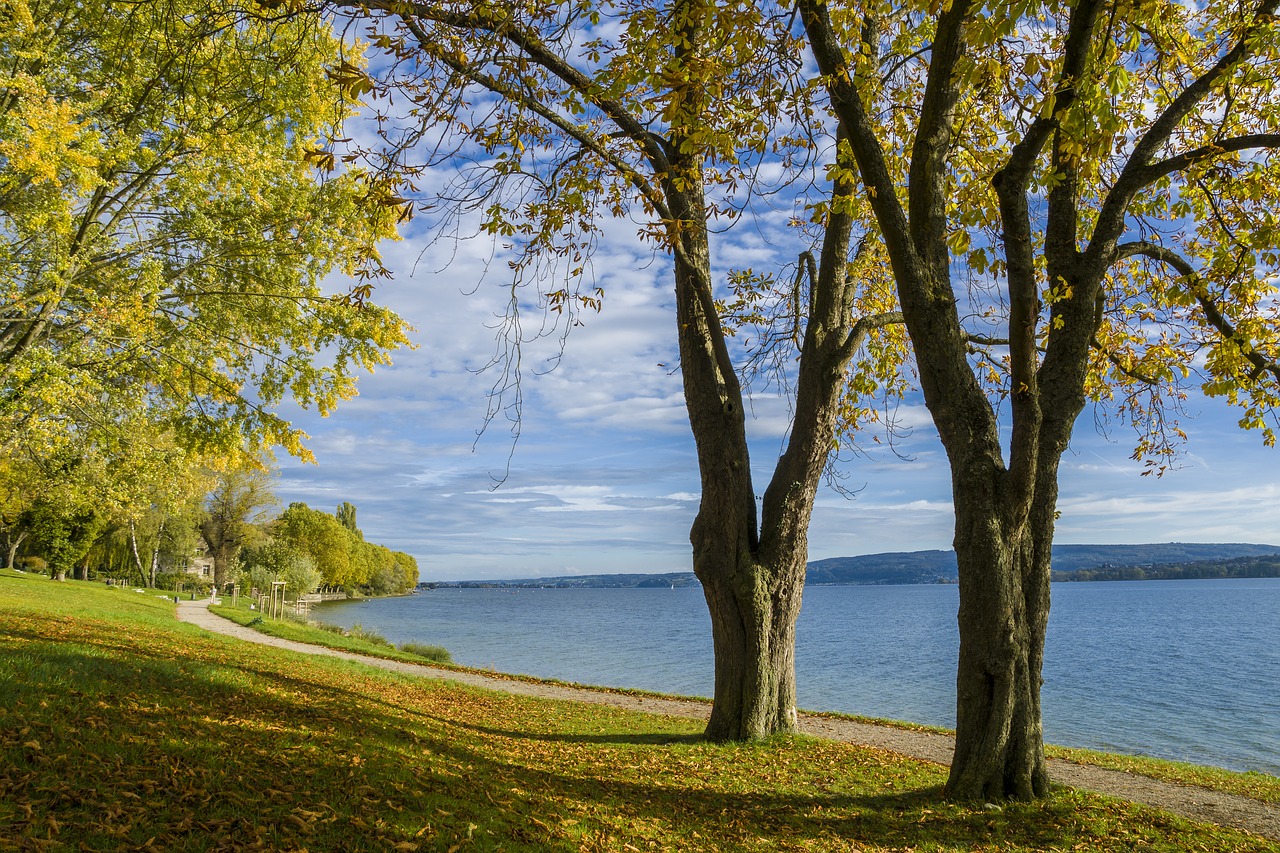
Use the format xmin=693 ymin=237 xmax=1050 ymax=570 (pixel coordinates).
xmin=208 ymin=600 xmax=458 ymax=668
xmin=398 ymin=641 xmax=452 ymax=663
xmin=0 ymin=569 xmax=1275 ymax=852
xmin=803 ymin=711 xmax=1280 ymax=806
xmin=1045 ymin=744 xmax=1280 ymax=805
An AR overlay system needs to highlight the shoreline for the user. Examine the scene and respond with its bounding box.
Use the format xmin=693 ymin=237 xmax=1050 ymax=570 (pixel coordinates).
xmin=178 ymin=599 xmax=1280 ymax=841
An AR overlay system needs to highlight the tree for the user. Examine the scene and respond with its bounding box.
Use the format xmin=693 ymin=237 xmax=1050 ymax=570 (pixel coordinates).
xmin=243 ymin=539 xmax=323 ymax=598
xmin=201 ymin=464 xmax=277 ymax=587
xmin=275 ymin=502 xmax=357 ymax=588
xmin=90 ymin=417 xmax=215 ymax=587
xmin=329 ymin=0 xmax=907 ymax=739
xmin=273 ymin=500 xmax=419 ymax=594
xmin=800 ymin=0 xmax=1280 ymax=798
xmin=24 ymin=496 xmax=103 ymax=581
xmin=336 ymin=501 xmax=360 ymax=535
xmin=0 ymin=457 xmax=36 ymax=568
xmin=7 ymin=439 xmax=123 ymax=580
xmin=0 ymin=0 xmax=411 ymax=462
xmin=393 ymin=550 xmax=420 ymax=591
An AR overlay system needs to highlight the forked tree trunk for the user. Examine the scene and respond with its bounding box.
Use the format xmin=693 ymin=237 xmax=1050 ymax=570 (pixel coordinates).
xmin=4 ymin=532 xmax=25 ymax=569
xmin=945 ymin=296 xmax=1092 ymax=799
xmin=671 ymin=194 xmax=793 ymax=739
xmin=665 ymin=126 xmax=877 ymax=741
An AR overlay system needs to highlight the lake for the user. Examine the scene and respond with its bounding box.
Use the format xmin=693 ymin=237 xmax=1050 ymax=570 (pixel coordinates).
xmin=315 ymin=578 xmax=1280 ymax=775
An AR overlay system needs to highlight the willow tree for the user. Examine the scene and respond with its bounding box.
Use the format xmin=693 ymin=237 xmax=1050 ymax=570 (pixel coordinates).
xmin=325 ymin=0 xmax=906 ymax=739
xmin=0 ymin=0 xmax=410 ymax=462
xmin=801 ymin=0 xmax=1280 ymax=798
xmin=202 ymin=463 xmax=278 ymax=588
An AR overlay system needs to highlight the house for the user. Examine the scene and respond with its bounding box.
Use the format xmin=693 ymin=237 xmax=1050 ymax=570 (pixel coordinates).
xmin=180 ymin=538 xmax=216 ymax=579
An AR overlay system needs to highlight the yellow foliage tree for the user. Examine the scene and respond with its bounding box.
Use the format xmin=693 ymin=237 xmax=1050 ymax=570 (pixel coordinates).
xmin=0 ymin=0 xmax=411 ymax=462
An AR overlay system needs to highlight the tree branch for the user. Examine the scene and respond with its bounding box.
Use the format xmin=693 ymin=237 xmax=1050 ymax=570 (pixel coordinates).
xmin=1117 ymin=240 xmax=1280 ymax=383
xmin=1090 ymin=0 xmax=1280 ymax=263
xmin=356 ymin=1 xmax=673 ymax=172
xmin=906 ymin=0 xmax=975 ymax=271
xmin=397 ymin=15 xmax=671 ymax=226
xmin=837 ymin=310 xmax=904 ymax=365
xmin=797 ymin=0 xmax=920 ymax=280
xmin=1090 ymin=335 xmax=1162 ymax=385
xmin=1137 ymin=133 xmax=1280 ymax=187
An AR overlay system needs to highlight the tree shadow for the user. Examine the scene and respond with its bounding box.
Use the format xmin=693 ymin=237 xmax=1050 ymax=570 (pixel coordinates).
xmin=439 ymin=717 xmax=701 ymax=746
xmin=0 ymin=616 xmax=1236 ymax=853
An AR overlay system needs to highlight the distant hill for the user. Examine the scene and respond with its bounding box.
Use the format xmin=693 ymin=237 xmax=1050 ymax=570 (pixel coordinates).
xmin=807 ymin=542 xmax=1280 ymax=585
xmin=425 ymin=543 xmax=1280 ymax=588
xmin=806 ymin=550 xmax=958 ymax=585
xmin=1045 ymin=542 xmax=1280 ymax=573
xmin=1050 ymin=553 xmax=1280 ymax=582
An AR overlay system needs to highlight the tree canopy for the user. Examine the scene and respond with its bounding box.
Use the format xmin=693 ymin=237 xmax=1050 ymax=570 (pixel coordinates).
xmin=326 ymin=0 xmax=910 ymax=740
xmin=271 ymin=501 xmax=418 ymax=593
xmin=0 ymin=0 xmax=411 ymax=462
xmin=799 ymin=0 xmax=1280 ymax=798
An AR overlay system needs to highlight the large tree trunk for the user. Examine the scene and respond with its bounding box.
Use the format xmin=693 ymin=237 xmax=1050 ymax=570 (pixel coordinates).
xmin=210 ymin=544 xmax=236 ymax=588
xmin=946 ymin=473 xmax=1048 ymax=800
xmin=698 ymin=548 xmax=805 ymax=739
xmin=669 ymin=181 xmax=791 ymax=738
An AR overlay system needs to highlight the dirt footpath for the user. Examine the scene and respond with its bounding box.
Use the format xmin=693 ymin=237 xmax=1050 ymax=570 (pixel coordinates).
xmin=176 ymin=600 xmax=1279 ymax=842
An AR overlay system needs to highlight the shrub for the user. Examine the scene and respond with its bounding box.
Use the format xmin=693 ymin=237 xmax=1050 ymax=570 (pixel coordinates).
xmin=398 ymin=642 xmax=452 ymax=664
xmin=346 ymin=623 xmax=393 ymax=649
xmin=19 ymin=556 xmax=48 ymax=573
xmin=154 ymin=572 xmax=212 ymax=594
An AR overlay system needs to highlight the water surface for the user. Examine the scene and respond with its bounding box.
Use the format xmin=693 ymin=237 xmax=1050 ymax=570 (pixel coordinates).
xmin=317 ymin=578 xmax=1280 ymax=774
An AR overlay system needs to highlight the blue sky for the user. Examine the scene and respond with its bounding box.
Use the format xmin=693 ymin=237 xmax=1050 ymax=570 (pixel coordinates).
xmin=271 ymin=201 xmax=1280 ymax=582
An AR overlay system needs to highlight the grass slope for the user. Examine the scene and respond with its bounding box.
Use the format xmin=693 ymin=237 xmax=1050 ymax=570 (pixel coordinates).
xmin=0 ymin=570 xmax=1274 ymax=852
xmin=209 ymin=601 xmax=452 ymax=665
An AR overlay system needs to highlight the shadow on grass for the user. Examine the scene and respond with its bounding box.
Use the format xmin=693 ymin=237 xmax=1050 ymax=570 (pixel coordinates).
xmin=441 ymin=718 xmax=705 ymax=746
xmin=0 ymin=612 xmax=1252 ymax=853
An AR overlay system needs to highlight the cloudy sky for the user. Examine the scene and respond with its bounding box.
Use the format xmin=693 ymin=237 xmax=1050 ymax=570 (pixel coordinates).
xmin=267 ymin=182 xmax=1280 ymax=584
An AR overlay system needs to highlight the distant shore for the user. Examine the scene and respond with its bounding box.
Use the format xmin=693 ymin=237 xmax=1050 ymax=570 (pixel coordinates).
xmin=423 ymin=542 xmax=1280 ymax=589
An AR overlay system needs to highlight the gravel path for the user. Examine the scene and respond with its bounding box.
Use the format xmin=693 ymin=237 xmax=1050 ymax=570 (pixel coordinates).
xmin=177 ymin=600 xmax=1279 ymax=842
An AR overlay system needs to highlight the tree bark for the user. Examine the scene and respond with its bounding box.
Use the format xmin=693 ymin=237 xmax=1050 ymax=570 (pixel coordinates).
xmin=210 ymin=545 xmax=236 ymax=589
xmin=697 ymin=548 xmax=806 ymax=739
xmin=668 ymin=176 xmax=791 ymax=738
xmin=4 ymin=531 xmax=25 ymax=569
xmin=128 ymin=520 xmax=146 ymax=584
xmin=946 ymin=474 xmax=1047 ymax=799
xmin=666 ymin=115 xmax=883 ymax=740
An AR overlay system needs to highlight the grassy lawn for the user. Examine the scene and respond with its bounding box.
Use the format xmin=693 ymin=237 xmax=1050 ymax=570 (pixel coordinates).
xmin=209 ymin=600 xmax=454 ymax=666
xmin=217 ymin=581 xmax=1280 ymax=807
xmin=0 ymin=570 xmax=1274 ymax=852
